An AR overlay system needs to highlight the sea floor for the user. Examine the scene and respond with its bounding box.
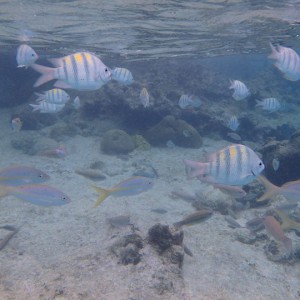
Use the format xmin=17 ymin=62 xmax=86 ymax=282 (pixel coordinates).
xmin=0 ymin=108 xmax=299 ymax=300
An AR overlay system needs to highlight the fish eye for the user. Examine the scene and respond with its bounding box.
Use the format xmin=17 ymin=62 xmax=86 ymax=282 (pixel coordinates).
xmin=259 ymin=162 xmax=263 ymax=166
xmin=39 ymin=174 xmax=44 ymax=178
xmin=105 ymin=68 xmax=108 ymax=72
xmin=32 ymin=53 xmax=36 ymax=57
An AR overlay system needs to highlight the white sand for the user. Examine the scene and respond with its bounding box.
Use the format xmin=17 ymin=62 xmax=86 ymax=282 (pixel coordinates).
xmin=0 ymin=108 xmax=299 ymax=300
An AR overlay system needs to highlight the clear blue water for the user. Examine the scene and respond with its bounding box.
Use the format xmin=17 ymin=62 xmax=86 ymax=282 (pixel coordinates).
xmin=1 ymin=1 xmax=300 ymax=299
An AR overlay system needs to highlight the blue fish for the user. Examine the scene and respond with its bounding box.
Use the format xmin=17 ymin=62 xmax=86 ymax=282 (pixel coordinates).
xmin=6 ymin=184 xmax=71 ymax=206
xmin=0 ymin=166 xmax=50 ymax=186
xmin=93 ymin=176 xmax=154 ymax=207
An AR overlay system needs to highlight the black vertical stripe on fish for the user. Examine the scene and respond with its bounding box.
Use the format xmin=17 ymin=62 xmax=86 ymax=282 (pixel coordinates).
xmin=246 ymin=146 xmax=251 ymax=173
xmin=286 ymin=49 xmax=291 ymax=71
xmin=224 ymin=146 xmax=231 ymax=178
xmin=216 ymin=151 xmax=221 ymax=179
xmin=70 ymin=54 xmax=79 ymax=85
xmin=209 ymin=160 xmax=212 ymax=177
xmin=236 ymin=144 xmax=242 ymax=176
xmin=91 ymin=55 xmax=97 ymax=80
xmin=63 ymin=58 xmax=69 ymax=82
xmin=82 ymin=53 xmax=90 ymax=83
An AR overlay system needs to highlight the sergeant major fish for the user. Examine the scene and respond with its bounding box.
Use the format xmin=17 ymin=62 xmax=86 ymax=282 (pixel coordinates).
xmin=93 ymin=176 xmax=154 ymax=207
xmin=178 ymin=95 xmax=201 ymax=109
xmin=30 ymin=101 xmax=65 ymax=113
xmin=256 ymin=98 xmax=281 ymax=112
xmin=31 ymin=52 xmax=111 ymax=90
xmin=269 ymin=43 xmax=300 ymax=81
xmin=16 ymin=44 xmax=38 ymax=68
xmin=184 ymin=144 xmax=264 ymax=186
xmin=111 ymin=67 xmax=133 ymax=85
xmin=35 ymin=88 xmax=70 ymax=104
xmin=227 ymin=115 xmax=240 ymax=131
xmin=229 ymin=80 xmax=250 ymax=101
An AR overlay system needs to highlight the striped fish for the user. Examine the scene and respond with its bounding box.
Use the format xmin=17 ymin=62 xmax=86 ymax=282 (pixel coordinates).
xmin=30 ymin=52 xmax=111 ymax=90
xmin=256 ymin=97 xmax=281 ymax=112
xmin=227 ymin=115 xmax=240 ymax=131
xmin=229 ymin=80 xmax=250 ymax=101
xmin=140 ymin=87 xmax=150 ymax=108
xmin=16 ymin=44 xmax=38 ymax=68
xmin=269 ymin=43 xmax=300 ymax=81
xmin=178 ymin=95 xmax=201 ymax=109
xmin=184 ymin=144 xmax=264 ymax=186
xmin=111 ymin=67 xmax=133 ymax=85
xmin=30 ymin=101 xmax=65 ymax=113
xmin=35 ymin=88 xmax=70 ymax=104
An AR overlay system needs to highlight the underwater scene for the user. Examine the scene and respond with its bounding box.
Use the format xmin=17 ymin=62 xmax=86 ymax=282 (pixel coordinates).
xmin=1 ymin=1 xmax=300 ymax=299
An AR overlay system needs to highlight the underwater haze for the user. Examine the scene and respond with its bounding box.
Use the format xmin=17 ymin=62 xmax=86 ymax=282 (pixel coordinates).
xmin=1 ymin=1 xmax=300 ymax=300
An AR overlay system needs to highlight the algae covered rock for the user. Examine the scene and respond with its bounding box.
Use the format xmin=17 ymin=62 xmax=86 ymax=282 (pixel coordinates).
xmin=146 ymin=115 xmax=202 ymax=148
xmin=101 ymin=129 xmax=136 ymax=154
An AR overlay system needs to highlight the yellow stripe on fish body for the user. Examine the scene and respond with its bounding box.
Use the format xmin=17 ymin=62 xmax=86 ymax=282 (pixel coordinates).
xmin=206 ymin=144 xmax=264 ymax=186
xmin=55 ymin=52 xmax=111 ymax=90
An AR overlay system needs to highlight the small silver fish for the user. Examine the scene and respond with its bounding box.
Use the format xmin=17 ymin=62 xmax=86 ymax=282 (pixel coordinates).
xmin=16 ymin=44 xmax=38 ymax=68
xmin=256 ymin=98 xmax=281 ymax=112
xmin=73 ymin=96 xmax=80 ymax=110
xmin=272 ymin=158 xmax=280 ymax=171
xmin=140 ymin=88 xmax=150 ymax=108
xmin=227 ymin=132 xmax=242 ymax=141
xmin=227 ymin=115 xmax=240 ymax=131
xmin=229 ymin=80 xmax=250 ymax=101
xmin=178 ymin=95 xmax=201 ymax=109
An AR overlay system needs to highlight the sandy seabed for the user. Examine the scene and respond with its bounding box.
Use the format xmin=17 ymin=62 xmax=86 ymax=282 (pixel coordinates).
xmin=0 ymin=108 xmax=299 ymax=300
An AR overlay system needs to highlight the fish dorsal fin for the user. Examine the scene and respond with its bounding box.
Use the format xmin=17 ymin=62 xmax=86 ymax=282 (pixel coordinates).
xmin=48 ymin=57 xmax=63 ymax=67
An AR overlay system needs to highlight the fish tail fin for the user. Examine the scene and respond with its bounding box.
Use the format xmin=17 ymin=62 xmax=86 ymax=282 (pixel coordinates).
xmin=229 ymin=79 xmax=234 ymax=89
xmin=34 ymin=92 xmax=45 ymax=102
xmin=30 ymin=63 xmax=56 ymax=87
xmin=268 ymin=42 xmax=278 ymax=60
xmin=255 ymin=99 xmax=262 ymax=107
xmin=183 ymin=160 xmax=208 ymax=179
xmin=92 ymin=186 xmax=111 ymax=207
xmin=29 ymin=104 xmax=40 ymax=112
xmin=256 ymin=176 xmax=279 ymax=202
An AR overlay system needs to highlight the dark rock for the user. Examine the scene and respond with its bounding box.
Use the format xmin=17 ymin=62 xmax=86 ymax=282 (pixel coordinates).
xmin=145 ymin=115 xmax=202 ymax=148
xmin=101 ymin=129 xmax=136 ymax=154
xmin=258 ymin=132 xmax=300 ymax=185
xmin=119 ymin=244 xmax=141 ymax=265
xmin=148 ymin=224 xmax=174 ymax=252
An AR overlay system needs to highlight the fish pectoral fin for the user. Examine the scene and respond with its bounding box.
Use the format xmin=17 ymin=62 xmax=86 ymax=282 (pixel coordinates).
xmin=54 ymin=80 xmax=73 ymax=89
